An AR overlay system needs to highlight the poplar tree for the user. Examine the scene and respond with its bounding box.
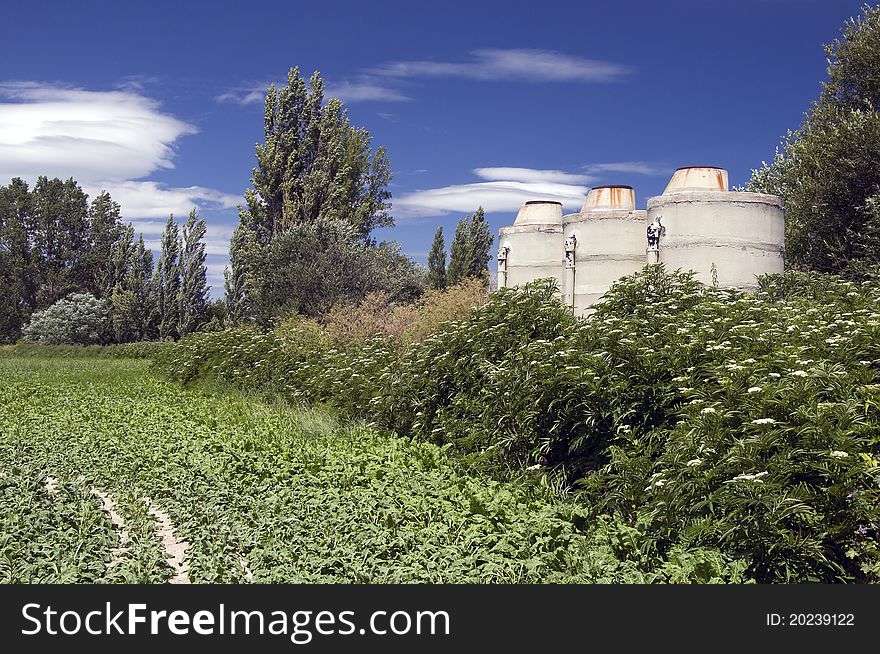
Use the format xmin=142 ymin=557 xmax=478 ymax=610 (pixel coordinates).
xmin=111 ymin=235 xmax=156 ymax=343
xmin=85 ymin=191 xmax=124 ymax=297
xmin=178 ymin=209 xmax=208 ymax=337
xmin=228 ymin=67 xmax=410 ymax=323
xmin=447 ymin=207 xmax=492 ymax=286
xmin=155 ymin=215 xmax=181 ymax=339
xmin=30 ymin=176 xmax=90 ymax=305
xmin=0 ymin=178 xmax=36 ymax=341
xmin=447 ymin=218 xmax=470 ymax=287
xmin=427 ymin=226 xmax=447 ymax=290
xmin=466 ymin=207 xmax=493 ymax=279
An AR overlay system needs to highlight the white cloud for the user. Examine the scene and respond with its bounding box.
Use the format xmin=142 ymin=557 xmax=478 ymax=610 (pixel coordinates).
xmin=90 ymin=181 xmax=239 ymax=220
xmin=584 ymin=161 xmax=668 ymax=176
xmin=0 ymin=81 xmax=240 ymax=221
xmin=219 ymin=47 xmax=629 ymax=110
xmin=0 ymin=82 xmax=195 ymax=182
xmin=474 ymin=167 xmax=595 ymax=185
xmin=214 ymin=84 xmax=267 ymax=106
xmin=369 ymin=49 xmax=631 ymax=83
xmin=324 ymin=80 xmax=411 ymax=103
xmin=393 ymin=167 xmax=593 ymax=219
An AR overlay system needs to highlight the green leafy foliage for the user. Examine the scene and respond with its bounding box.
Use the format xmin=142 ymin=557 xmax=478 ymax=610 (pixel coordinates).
xmin=225 ymin=68 xmax=407 ymax=324
xmin=0 ymin=357 xmax=728 ymax=583
xmin=747 ymin=4 xmax=880 ymax=277
xmin=157 ymin=266 xmax=880 ymax=582
xmin=447 ymin=207 xmax=492 ymax=286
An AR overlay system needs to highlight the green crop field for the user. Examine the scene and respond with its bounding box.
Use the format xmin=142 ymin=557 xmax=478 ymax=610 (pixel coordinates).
xmin=0 ymin=356 xmax=627 ymax=584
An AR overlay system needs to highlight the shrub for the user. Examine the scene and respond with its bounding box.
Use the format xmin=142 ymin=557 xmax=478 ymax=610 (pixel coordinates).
xmin=21 ymin=293 xmax=109 ymax=345
xmin=314 ymin=278 xmax=489 ymax=348
xmin=155 ymin=269 xmax=880 ymax=582
xmin=246 ymin=220 xmax=426 ymax=323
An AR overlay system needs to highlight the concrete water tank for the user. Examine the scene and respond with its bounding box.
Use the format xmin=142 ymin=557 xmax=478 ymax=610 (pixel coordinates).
xmin=562 ymin=186 xmax=646 ymax=312
xmin=646 ymin=167 xmax=784 ymax=288
xmin=498 ymin=200 xmax=564 ymax=291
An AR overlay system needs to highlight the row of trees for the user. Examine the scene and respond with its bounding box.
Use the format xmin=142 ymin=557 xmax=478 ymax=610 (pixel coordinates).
xmin=427 ymin=208 xmax=493 ymax=290
xmin=0 ymin=176 xmax=212 ymax=343
xmin=748 ymin=4 xmax=880 ymax=278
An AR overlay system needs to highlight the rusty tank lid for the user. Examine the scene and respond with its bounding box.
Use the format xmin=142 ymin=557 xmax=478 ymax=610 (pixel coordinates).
xmin=513 ymin=200 xmax=564 ymax=226
xmin=581 ymin=185 xmax=636 ymax=211
xmin=663 ymin=166 xmax=729 ymax=193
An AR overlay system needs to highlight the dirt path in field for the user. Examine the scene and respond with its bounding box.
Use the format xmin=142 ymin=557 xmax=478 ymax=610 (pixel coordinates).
xmin=238 ymin=554 xmax=254 ymax=582
xmin=144 ymin=498 xmax=190 ymax=584
xmin=90 ymin=487 xmax=130 ymax=567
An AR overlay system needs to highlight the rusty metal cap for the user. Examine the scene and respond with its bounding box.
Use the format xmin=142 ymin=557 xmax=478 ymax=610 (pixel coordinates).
xmin=663 ymin=167 xmax=729 ymax=193
xmin=582 ymin=185 xmax=636 ymax=211
xmin=514 ymin=200 xmax=564 ymax=225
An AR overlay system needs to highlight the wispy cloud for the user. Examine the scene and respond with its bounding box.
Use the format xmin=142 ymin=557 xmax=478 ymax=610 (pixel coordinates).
xmin=214 ymin=83 xmax=267 ymax=106
xmin=219 ymin=47 xmax=630 ymax=109
xmin=474 ymin=167 xmax=595 ymax=185
xmin=583 ymin=161 xmax=669 ymax=176
xmin=324 ymin=79 xmax=411 ymax=103
xmin=369 ymin=49 xmax=632 ymax=83
xmin=392 ymin=166 xmax=596 ymax=219
xmin=0 ymin=81 xmax=239 ymax=221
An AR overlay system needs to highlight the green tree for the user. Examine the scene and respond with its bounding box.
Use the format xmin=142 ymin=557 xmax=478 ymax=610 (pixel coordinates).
xmin=747 ymin=5 xmax=880 ymax=276
xmin=224 ymin=210 xmax=262 ymax=325
xmin=227 ymin=67 xmax=415 ymax=323
xmin=243 ymin=67 xmax=392 ymax=238
xmin=30 ymin=177 xmax=90 ymax=306
xmin=466 ymin=207 xmax=493 ymax=278
xmin=0 ymin=178 xmax=36 ymax=342
xmin=447 ymin=207 xmax=493 ymax=285
xmin=84 ymin=191 xmax=124 ymax=297
xmin=178 ymin=209 xmax=209 ymax=336
xmin=447 ymin=218 xmax=470 ymax=286
xmin=111 ymin=235 xmax=156 ymax=343
xmin=106 ymin=224 xmax=135 ymax=297
xmin=249 ymin=218 xmax=424 ymax=321
xmin=155 ymin=215 xmax=181 ymax=339
xmin=427 ymin=226 xmax=447 ymax=290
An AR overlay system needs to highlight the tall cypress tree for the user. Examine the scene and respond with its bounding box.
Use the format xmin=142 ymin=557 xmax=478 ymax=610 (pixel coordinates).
xmin=446 ymin=217 xmax=470 ymax=287
xmin=228 ymin=67 xmax=395 ymax=322
xmin=427 ymin=226 xmax=447 ymax=290
xmin=0 ymin=178 xmax=36 ymax=342
xmin=178 ymin=209 xmax=208 ymax=337
xmin=466 ymin=207 xmax=492 ymax=279
xmin=155 ymin=215 xmax=181 ymax=339
xmin=225 ymin=206 xmax=261 ymax=325
xmin=85 ymin=191 xmax=124 ymax=297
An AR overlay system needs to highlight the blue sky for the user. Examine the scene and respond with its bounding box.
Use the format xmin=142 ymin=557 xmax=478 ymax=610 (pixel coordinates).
xmin=0 ymin=0 xmax=870 ymax=294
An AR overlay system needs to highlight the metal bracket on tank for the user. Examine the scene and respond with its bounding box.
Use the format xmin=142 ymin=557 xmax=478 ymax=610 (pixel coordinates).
xmin=646 ymin=216 xmax=665 ymax=264
xmin=497 ymin=245 xmax=510 ymax=288
xmin=563 ymin=235 xmax=577 ymax=268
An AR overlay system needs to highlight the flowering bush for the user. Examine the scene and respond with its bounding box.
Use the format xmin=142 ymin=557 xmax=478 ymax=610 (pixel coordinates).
xmin=155 ymin=267 xmax=880 ymax=582
xmin=21 ymin=293 xmax=109 ymax=345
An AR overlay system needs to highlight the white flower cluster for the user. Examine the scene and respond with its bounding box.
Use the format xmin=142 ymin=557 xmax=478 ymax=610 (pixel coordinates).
xmin=725 ymin=471 xmax=768 ymax=483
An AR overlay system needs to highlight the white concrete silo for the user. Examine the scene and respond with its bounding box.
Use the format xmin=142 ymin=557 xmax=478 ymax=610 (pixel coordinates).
xmin=562 ymin=186 xmax=647 ymax=313
xmin=646 ymin=167 xmax=784 ymax=288
xmin=498 ymin=201 xmax=564 ymax=292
